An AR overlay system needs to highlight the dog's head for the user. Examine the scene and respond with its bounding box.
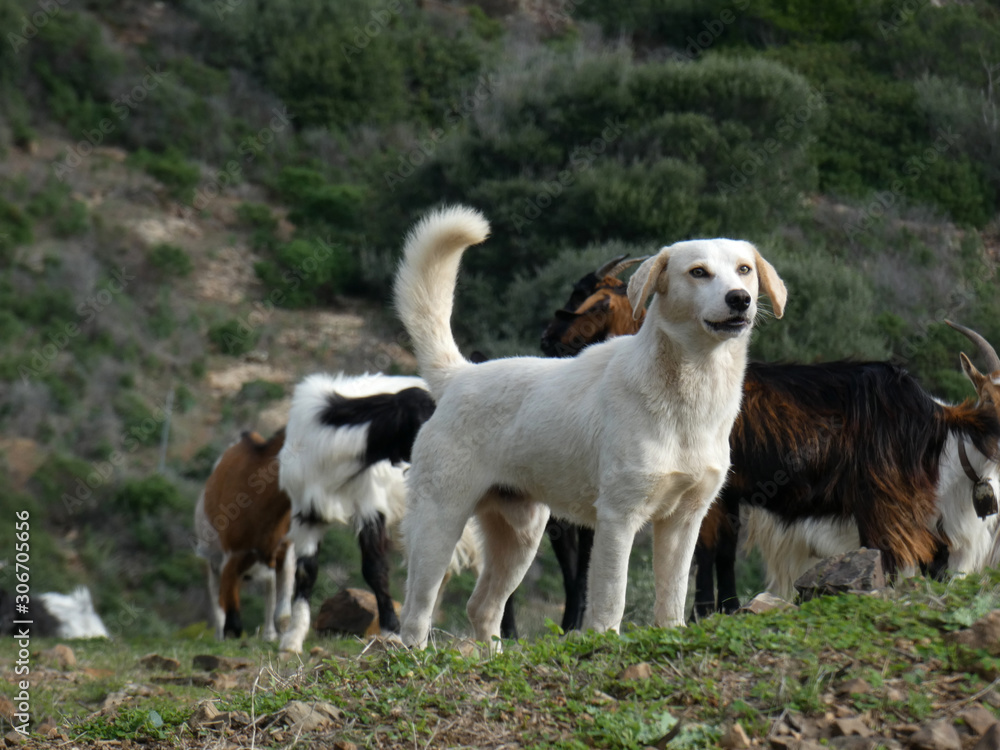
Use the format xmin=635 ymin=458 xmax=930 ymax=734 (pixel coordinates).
xmin=626 ymin=239 xmax=786 ymax=340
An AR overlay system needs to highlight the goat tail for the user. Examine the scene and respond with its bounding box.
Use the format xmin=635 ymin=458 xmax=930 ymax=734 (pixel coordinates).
xmin=393 ymin=205 xmax=489 ymax=398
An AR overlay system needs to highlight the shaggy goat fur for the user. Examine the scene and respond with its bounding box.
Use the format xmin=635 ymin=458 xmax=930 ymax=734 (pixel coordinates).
xmin=277 ymin=372 xmax=485 ymax=654
xmin=393 ymin=205 xmax=786 ymax=647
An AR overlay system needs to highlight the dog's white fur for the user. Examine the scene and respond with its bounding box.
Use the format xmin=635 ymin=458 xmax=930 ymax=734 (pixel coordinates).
xmin=394 ymin=205 xmax=786 ymax=647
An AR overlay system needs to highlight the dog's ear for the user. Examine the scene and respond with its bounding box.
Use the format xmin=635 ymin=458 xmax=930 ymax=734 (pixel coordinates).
xmin=752 ymin=248 xmax=787 ymax=319
xmin=627 ymin=249 xmax=670 ymax=321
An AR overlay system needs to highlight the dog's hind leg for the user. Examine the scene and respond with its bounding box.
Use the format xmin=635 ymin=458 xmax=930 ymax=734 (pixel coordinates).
xmin=467 ymin=502 xmax=550 ymax=647
xmin=400 ymin=496 xmax=477 ymax=649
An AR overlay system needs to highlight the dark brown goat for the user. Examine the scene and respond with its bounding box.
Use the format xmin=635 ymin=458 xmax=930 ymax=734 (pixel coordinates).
xmin=543 ymin=271 xmax=1000 ymax=619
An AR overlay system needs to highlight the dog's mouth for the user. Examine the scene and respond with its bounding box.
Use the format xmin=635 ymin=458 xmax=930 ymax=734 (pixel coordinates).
xmin=705 ymin=316 xmax=750 ymax=335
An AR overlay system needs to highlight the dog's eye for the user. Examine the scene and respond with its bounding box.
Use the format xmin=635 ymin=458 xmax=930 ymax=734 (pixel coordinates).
xmin=689 ymin=268 xmax=708 ymax=278
xmin=738 ymin=265 xmax=752 ymax=275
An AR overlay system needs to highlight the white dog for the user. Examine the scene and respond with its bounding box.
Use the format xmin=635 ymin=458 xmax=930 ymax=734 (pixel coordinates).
xmin=394 ymin=205 xmax=786 ymax=647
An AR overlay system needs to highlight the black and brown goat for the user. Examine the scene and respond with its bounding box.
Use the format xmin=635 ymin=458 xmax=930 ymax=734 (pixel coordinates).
xmin=543 ymin=268 xmax=1000 ymax=618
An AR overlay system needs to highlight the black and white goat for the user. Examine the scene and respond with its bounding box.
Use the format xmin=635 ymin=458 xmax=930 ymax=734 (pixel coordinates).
xmin=277 ymin=372 xmax=499 ymax=654
xmin=0 ymin=582 xmax=108 ymax=639
xmin=542 ymin=266 xmax=1000 ymax=615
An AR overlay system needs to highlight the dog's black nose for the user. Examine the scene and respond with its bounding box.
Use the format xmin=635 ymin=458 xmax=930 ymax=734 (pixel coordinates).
xmin=725 ymin=290 xmax=751 ymax=312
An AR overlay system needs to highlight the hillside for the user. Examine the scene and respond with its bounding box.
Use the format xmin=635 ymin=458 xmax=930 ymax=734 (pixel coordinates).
xmin=0 ymin=0 xmax=999 ymax=658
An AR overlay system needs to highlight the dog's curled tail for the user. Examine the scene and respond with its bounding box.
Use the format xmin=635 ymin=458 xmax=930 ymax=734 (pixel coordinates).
xmin=393 ymin=205 xmax=489 ymax=398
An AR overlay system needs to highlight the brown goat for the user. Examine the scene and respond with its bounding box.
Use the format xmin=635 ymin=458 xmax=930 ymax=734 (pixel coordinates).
xmin=194 ymin=428 xmax=293 ymax=640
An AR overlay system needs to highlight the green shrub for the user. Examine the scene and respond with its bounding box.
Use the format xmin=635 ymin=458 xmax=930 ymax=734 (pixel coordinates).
xmin=148 ymin=243 xmax=193 ymax=277
xmin=254 ymin=237 xmax=359 ymax=308
xmin=114 ymin=393 xmax=164 ymax=447
xmin=208 ymin=319 xmax=259 ymax=356
xmin=130 ymin=148 xmax=201 ymax=203
xmin=0 ymin=198 xmax=32 ymax=263
xmin=113 ymin=474 xmax=187 ymax=517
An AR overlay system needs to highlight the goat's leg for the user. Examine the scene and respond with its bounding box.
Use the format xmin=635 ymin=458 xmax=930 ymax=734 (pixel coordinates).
xmin=547 ymin=518 xmax=580 ymax=632
xmin=359 ymin=512 xmax=399 ymax=634
xmin=467 ymin=502 xmax=550 ymax=649
xmin=262 ymin=567 xmax=278 ymax=641
xmin=715 ymin=519 xmax=740 ymax=614
xmin=499 ymin=594 xmax=518 ymax=640
xmin=691 ymin=541 xmax=717 ymax=620
xmin=206 ymin=558 xmax=225 ymax=640
xmin=569 ymin=526 xmax=593 ymax=631
xmin=274 ymin=542 xmax=295 ymax=634
xmin=279 ymin=551 xmax=318 ymax=654
xmin=219 ymin=551 xmax=255 ymax=639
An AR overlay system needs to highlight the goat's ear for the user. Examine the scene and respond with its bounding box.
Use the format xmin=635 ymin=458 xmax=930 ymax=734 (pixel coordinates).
xmin=753 ymin=247 xmax=787 ymax=319
xmin=960 ymin=351 xmax=991 ymax=394
xmin=554 ymin=309 xmax=579 ymax=321
xmin=627 ymin=249 xmax=670 ymax=321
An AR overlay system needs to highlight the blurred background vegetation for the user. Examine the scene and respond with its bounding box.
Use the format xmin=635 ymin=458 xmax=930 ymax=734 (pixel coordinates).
xmin=0 ymin=0 xmax=998 ymax=638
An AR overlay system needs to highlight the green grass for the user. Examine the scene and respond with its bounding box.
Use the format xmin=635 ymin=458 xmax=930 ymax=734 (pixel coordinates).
xmin=3 ymin=572 xmax=1000 ymax=747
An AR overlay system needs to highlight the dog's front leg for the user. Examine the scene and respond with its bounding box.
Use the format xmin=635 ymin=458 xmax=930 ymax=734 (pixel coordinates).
xmin=652 ymin=509 xmax=711 ymax=627
xmin=582 ymin=515 xmax=642 ymax=633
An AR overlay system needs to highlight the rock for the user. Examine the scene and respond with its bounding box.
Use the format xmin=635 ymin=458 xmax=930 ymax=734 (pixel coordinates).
xmin=281 ymin=701 xmax=342 ymax=733
xmin=211 ymin=673 xmax=238 ymax=690
xmin=619 ymin=662 xmax=652 ymax=681
xmin=887 ymin=687 xmax=907 ymax=702
xmin=361 ymin=634 xmax=405 ymax=655
xmin=947 ymin=611 xmax=1000 ymax=657
xmin=960 ymin=706 xmax=999 ymax=736
xmin=189 ymin=701 xmax=224 ymax=730
xmin=39 ymin=644 xmax=76 ymax=670
xmin=453 ymin=638 xmax=478 ymax=658
xmin=315 ymin=588 xmax=401 ymax=637
xmin=837 ymin=678 xmax=873 ymax=696
xmin=100 ymin=691 xmax=129 ymax=712
xmin=794 ymin=548 xmax=885 ymax=602
xmin=832 ymin=717 xmax=873 ymax=738
xmin=908 ymin=719 xmax=962 ymax=750
xmin=138 ymin=654 xmax=181 ymax=672
xmin=975 ymin=723 xmax=1000 ymax=750
xmin=720 ymin=722 xmax=752 ymax=749
xmin=738 ymin=592 xmax=797 ymax=615
xmin=192 ymin=654 xmax=253 ymax=672
xmin=0 ymin=696 xmax=13 ymax=724
xmin=3 ymin=731 xmax=25 ymax=746
xmin=830 ymin=739 xmax=901 ymax=749
xmin=309 ymin=646 xmax=331 ymax=660
xmin=770 ymin=738 xmax=825 ymax=749
xmin=333 ymin=742 xmax=358 ymax=750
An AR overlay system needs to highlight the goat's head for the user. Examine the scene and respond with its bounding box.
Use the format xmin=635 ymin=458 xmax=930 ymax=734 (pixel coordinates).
xmin=948 ymin=321 xmax=1000 ymax=412
xmin=540 ymin=255 xmax=644 ymax=358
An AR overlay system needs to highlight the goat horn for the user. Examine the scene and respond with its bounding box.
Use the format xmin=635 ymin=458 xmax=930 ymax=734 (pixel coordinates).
xmin=605 ymin=256 xmax=647 ymax=279
xmin=946 ymin=320 xmax=1000 ymax=374
xmin=594 ymin=254 xmax=629 ymax=278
